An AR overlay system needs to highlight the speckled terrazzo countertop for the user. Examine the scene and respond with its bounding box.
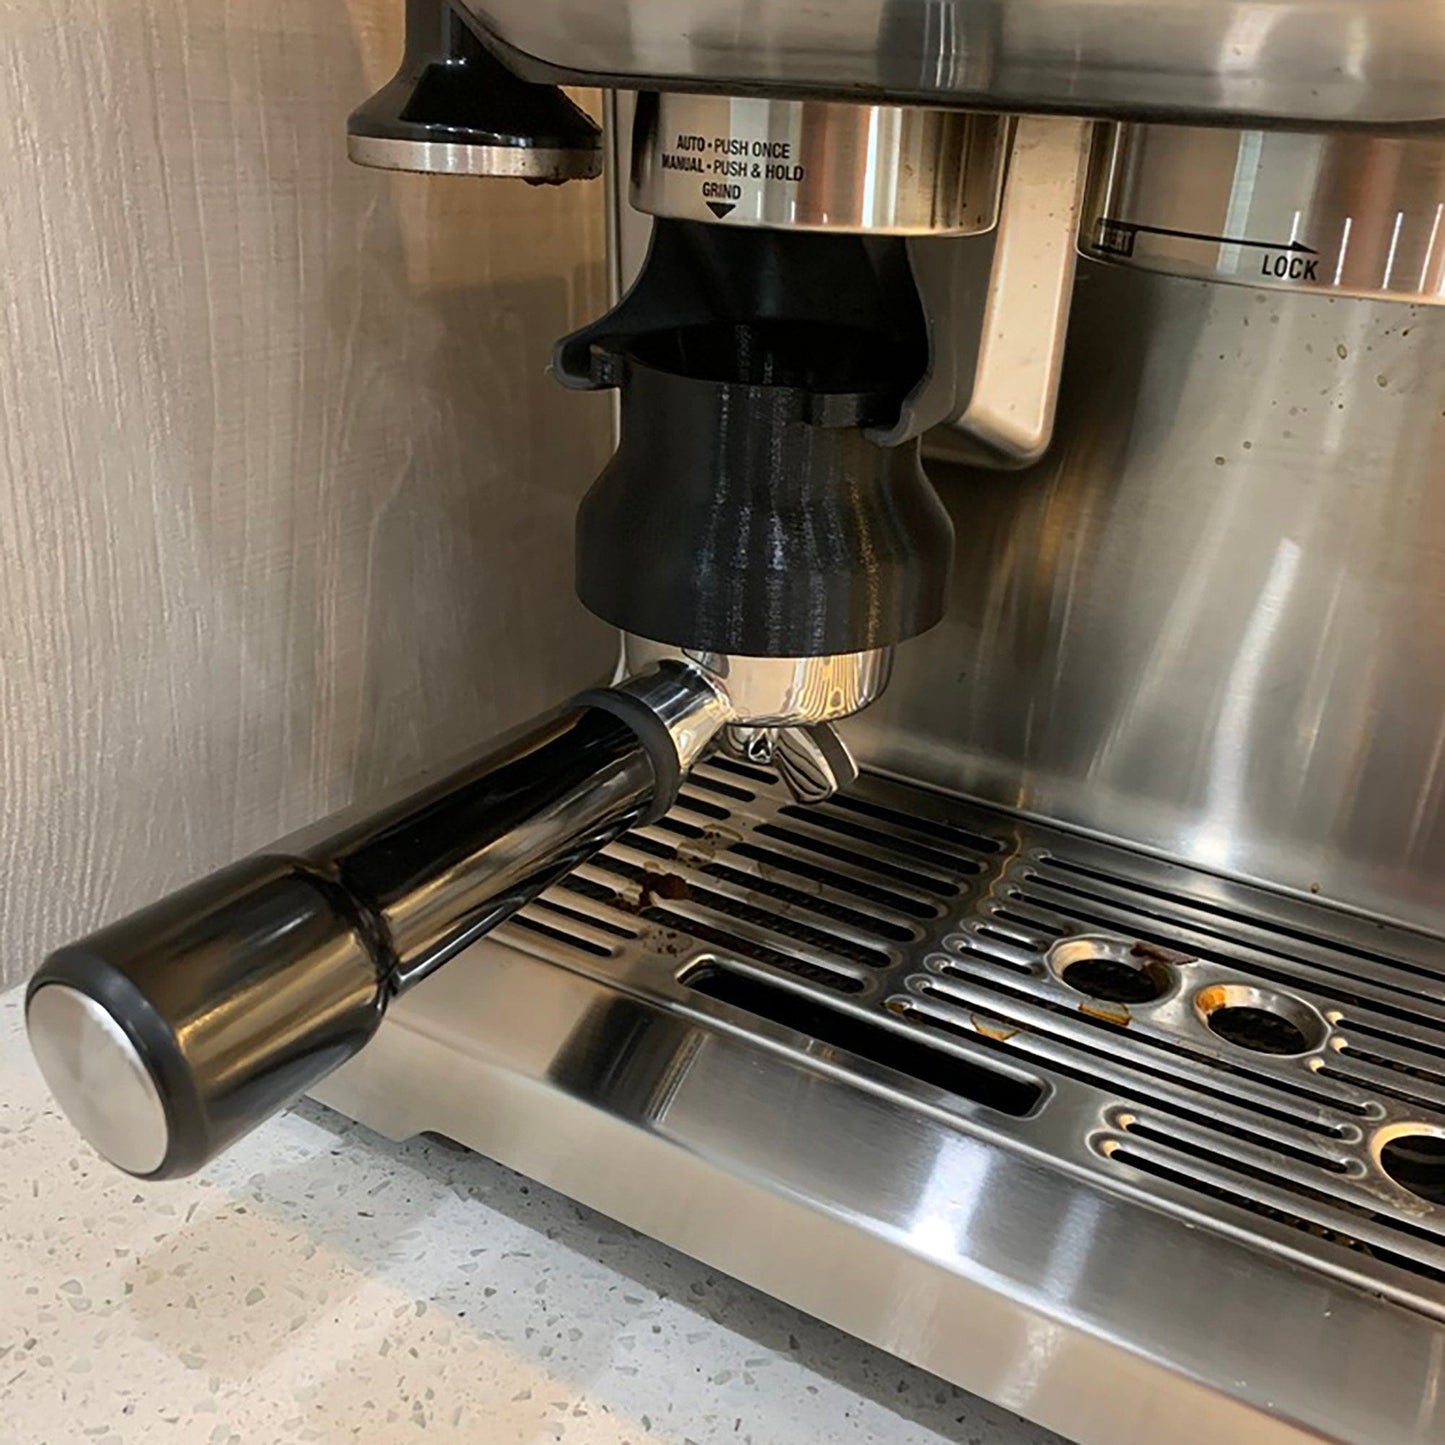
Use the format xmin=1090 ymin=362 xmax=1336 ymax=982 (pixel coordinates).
xmin=0 ymin=988 xmax=1071 ymax=1445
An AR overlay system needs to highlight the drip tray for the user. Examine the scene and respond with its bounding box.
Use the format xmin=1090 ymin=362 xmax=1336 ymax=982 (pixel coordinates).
xmin=509 ymin=758 xmax=1445 ymax=1304
xmin=316 ymin=761 xmax=1445 ymax=1445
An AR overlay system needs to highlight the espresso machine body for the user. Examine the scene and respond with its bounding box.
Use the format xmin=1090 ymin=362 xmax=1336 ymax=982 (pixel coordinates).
xmin=26 ymin=4 xmax=1445 ymax=1441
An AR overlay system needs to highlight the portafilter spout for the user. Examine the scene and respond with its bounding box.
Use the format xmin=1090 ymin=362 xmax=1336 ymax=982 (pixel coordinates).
xmin=26 ymin=651 xmax=889 ymax=1180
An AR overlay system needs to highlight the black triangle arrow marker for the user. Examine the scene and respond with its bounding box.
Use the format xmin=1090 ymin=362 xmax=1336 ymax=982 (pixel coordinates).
xmin=706 ymin=201 xmax=736 ymax=219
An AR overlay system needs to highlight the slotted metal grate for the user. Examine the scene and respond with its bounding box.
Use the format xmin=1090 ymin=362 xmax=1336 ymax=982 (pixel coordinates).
xmin=496 ymin=758 xmax=1445 ymax=1314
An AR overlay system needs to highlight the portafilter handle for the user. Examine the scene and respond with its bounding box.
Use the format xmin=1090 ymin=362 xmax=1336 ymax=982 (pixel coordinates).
xmin=25 ymin=666 xmax=727 ymax=1181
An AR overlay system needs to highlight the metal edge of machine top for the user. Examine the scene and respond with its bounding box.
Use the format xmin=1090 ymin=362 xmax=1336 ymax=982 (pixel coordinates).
xmin=456 ymin=0 xmax=1445 ymax=129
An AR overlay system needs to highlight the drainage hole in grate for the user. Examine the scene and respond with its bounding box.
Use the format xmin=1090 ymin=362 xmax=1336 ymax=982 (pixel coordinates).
xmin=699 ymin=861 xmax=918 ymax=944
xmin=755 ymin=823 xmax=966 ymax=895
xmin=1064 ymin=956 xmax=1169 ymax=1004
xmin=654 ymin=816 xmax=707 ymax=840
xmin=642 ymin=909 xmax=865 ymax=992
xmin=685 ymin=774 xmax=756 ymax=803
xmin=1016 ymin=883 xmax=1438 ymax=1032
xmin=615 ymin=864 xmax=892 ymax=970
xmin=1195 ymin=984 xmax=1327 ymax=1055
xmin=1379 ymin=1133 xmax=1445 ymax=1207
xmin=1039 ymin=852 xmax=1431 ymax=979
xmin=508 ymin=914 xmax=613 ymax=959
xmin=531 ymin=897 xmax=639 ymax=940
xmin=683 ymin=964 xmax=1042 ymax=1117
xmin=777 ymin=804 xmax=994 ymax=871
xmin=828 ymin=792 xmax=1005 ymax=854
xmin=992 ymin=908 xmax=1066 ymax=939
xmin=1050 ymin=935 xmax=1178 ymax=1005
xmin=732 ymin=842 xmax=941 ymax=919
xmin=1105 ymin=1150 xmax=1445 ymax=1287
xmin=673 ymin=790 xmax=734 ymax=820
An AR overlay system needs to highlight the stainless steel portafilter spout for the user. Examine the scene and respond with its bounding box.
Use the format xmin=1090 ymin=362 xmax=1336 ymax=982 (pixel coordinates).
xmin=619 ymin=636 xmax=892 ymax=803
xmin=26 ymin=649 xmax=890 ymax=1181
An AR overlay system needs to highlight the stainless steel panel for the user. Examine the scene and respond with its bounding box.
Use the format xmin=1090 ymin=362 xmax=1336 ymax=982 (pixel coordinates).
xmin=316 ymin=761 xmax=1445 ymax=1445
xmin=852 ymin=260 xmax=1445 ymax=932
xmin=0 ymin=0 xmax=614 ymax=989
xmin=462 ymin=0 xmax=1445 ymax=126
xmin=1082 ymin=124 xmax=1445 ymax=304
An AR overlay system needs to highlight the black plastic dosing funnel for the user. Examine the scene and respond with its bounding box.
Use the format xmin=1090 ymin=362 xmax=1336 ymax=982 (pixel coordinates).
xmin=574 ymin=319 xmax=954 ymax=658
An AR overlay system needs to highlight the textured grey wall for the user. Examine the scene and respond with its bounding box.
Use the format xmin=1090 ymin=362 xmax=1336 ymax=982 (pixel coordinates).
xmin=0 ymin=2 xmax=614 ymax=986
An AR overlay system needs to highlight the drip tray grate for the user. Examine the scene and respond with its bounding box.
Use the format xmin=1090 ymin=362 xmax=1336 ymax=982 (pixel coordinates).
xmin=497 ymin=759 xmax=1445 ymax=1315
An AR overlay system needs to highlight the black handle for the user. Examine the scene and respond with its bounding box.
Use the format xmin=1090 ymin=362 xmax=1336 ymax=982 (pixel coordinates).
xmin=26 ymin=702 xmax=667 ymax=1179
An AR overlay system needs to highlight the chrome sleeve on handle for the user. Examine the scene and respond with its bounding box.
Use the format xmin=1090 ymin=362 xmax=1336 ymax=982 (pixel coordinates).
xmin=26 ymin=667 xmax=726 ymax=1180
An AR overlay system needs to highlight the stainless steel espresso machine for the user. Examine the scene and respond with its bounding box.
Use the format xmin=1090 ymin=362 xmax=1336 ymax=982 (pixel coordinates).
xmin=23 ymin=4 xmax=1445 ymax=1441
